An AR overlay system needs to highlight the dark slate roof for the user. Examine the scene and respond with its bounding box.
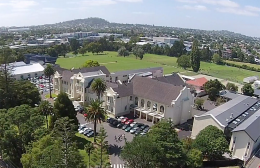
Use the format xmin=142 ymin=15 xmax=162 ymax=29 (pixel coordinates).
xmin=220 ymin=90 xmax=240 ymax=100
xmin=113 ymin=83 xmax=133 ymax=97
xmin=106 ymin=82 xmax=119 ymax=89
xmin=111 ymin=67 xmax=163 ymax=76
xmin=254 ymin=89 xmax=260 ymax=96
xmin=201 ymin=95 xmax=257 ymax=127
xmin=153 ymin=73 xmax=185 ymax=86
xmin=232 ymin=109 xmax=260 ymax=142
xmin=132 ymin=76 xmax=184 ymax=105
xmin=58 ymin=66 xmax=110 ymax=82
xmin=53 ymin=64 xmax=66 ymax=74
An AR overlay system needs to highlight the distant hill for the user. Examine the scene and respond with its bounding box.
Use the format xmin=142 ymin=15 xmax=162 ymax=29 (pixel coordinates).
xmin=57 ymin=17 xmax=110 ymax=27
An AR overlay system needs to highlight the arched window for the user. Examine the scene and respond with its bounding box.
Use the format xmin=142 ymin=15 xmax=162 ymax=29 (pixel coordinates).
xmin=141 ymin=99 xmax=144 ymax=107
xmin=147 ymin=101 xmax=151 ymax=109
xmin=135 ymin=97 xmax=138 ymax=106
xmin=160 ymin=106 xmax=164 ymax=113
xmin=153 ymin=103 xmax=157 ymax=111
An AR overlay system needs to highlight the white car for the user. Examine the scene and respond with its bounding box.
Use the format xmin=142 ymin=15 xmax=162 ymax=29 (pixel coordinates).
xmin=79 ymin=127 xmax=91 ymax=134
xmin=117 ymin=116 xmax=125 ymax=122
xmin=130 ymin=122 xmax=137 ymax=127
xmin=130 ymin=127 xmax=139 ymax=134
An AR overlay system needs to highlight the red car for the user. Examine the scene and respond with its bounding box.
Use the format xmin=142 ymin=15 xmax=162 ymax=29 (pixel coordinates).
xmin=121 ymin=117 xmax=129 ymax=124
xmin=125 ymin=119 xmax=134 ymax=125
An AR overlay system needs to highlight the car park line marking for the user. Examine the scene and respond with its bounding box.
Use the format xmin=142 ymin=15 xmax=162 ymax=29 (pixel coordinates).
xmin=110 ymin=164 xmax=125 ymax=168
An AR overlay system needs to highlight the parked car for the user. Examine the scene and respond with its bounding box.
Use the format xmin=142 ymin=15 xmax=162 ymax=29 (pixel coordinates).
xmin=143 ymin=127 xmax=150 ymax=133
xmin=109 ymin=119 xmax=118 ymax=127
xmin=79 ymin=127 xmax=89 ymax=134
xmin=130 ymin=122 xmax=137 ymax=127
xmin=107 ymin=118 xmax=112 ymax=123
xmin=78 ymin=124 xmax=86 ymax=131
xmin=87 ymin=131 xmax=95 ymax=137
xmin=135 ymin=128 xmax=143 ymax=135
xmin=140 ymin=132 xmax=146 ymax=136
xmin=121 ymin=117 xmax=129 ymax=124
xmin=130 ymin=127 xmax=139 ymax=134
xmin=140 ymin=125 xmax=149 ymax=130
xmin=83 ymin=129 xmax=93 ymax=135
xmin=122 ymin=124 xmax=130 ymax=130
xmin=125 ymin=126 xmax=132 ymax=132
xmin=125 ymin=119 xmax=134 ymax=125
xmin=117 ymin=116 xmax=125 ymax=122
xmin=117 ymin=122 xmax=124 ymax=128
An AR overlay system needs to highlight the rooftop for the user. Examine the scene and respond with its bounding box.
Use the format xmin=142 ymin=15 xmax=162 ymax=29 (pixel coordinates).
xmin=153 ymin=73 xmax=185 ymax=86
xmin=80 ymin=70 xmax=104 ymax=77
xmin=200 ymin=95 xmax=258 ymax=127
xmin=111 ymin=67 xmax=163 ymax=76
xmin=12 ymin=63 xmax=44 ymax=75
xmin=232 ymin=108 xmax=260 ymax=142
xmin=186 ymin=77 xmax=208 ymax=87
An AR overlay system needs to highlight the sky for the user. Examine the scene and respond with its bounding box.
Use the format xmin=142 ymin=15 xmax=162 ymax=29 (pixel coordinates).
xmin=0 ymin=0 xmax=260 ymax=37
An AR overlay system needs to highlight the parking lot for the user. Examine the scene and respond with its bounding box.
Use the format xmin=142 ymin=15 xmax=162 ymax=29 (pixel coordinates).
xmin=28 ymin=76 xmax=53 ymax=94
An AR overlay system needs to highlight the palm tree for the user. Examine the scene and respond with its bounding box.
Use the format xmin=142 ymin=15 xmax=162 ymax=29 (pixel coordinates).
xmin=85 ymin=142 xmax=94 ymax=168
xmin=44 ymin=64 xmax=55 ymax=98
xmin=39 ymin=100 xmax=53 ymax=129
xmin=91 ymin=78 xmax=107 ymax=100
xmin=86 ymin=99 xmax=106 ymax=142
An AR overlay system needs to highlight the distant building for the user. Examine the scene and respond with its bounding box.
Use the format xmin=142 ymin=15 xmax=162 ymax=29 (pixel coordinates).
xmin=186 ymin=77 xmax=208 ymax=97
xmin=243 ymin=76 xmax=259 ymax=83
xmin=222 ymin=50 xmax=232 ymax=59
xmin=24 ymin=54 xmax=57 ymax=65
xmin=153 ymin=37 xmax=180 ymax=45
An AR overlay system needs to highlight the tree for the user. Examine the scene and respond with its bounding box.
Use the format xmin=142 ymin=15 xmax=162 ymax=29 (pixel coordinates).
xmin=171 ymin=40 xmax=186 ymax=57
xmin=118 ymin=47 xmax=129 ymax=57
xmin=87 ymin=42 xmax=103 ymax=55
xmin=201 ymin=46 xmax=211 ymax=61
xmin=70 ymin=38 xmax=80 ymax=52
xmin=79 ymin=47 xmax=87 ymax=56
xmin=44 ymin=64 xmax=55 ymax=98
xmin=91 ymin=78 xmax=107 ymax=100
xmin=39 ymin=100 xmax=53 ymax=129
xmin=177 ymin=55 xmax=191 ymax=69
xmin=226 ymin=82 xmax=238 ymax=92
xmin=47 ymin=48 xmax=58 ymax=57
xmin=190 ymin=39 xmax=200 ymax=72
xmin=97 ymin=126 xmax=108 ymax=168
xmin=85 ymin=100 xmax=106 ymax=142
xmin=194 ymin=98 xmax=204 ymax=110
xmin=212 ymin=53 xmax=223 ymax=64
xmin=186 ymin=149 xmax=203 ymax=168
xmin=204 ymin=79 xmax=225 ymax=101
xmin=85 ymin=143 xmax=94 ymax=168
xmin=121 ymin=135 xmax=158 ymax=168
xmin=51 ymin=92 xmax=78 ymax=129
xmin=52 ymin=117 xmax=85 ymax=168
xmin=242 ymin=83 xmax=254 ymax=96
xmin=148 ymin=120 xmax=186 ymax=168
xmin=82 ymin=60 xmax=100 ymax=68
xmin=132 ymin=46 xmax=145 ymax=60
xmin=193 ymin=125 xmax=229 ymax=160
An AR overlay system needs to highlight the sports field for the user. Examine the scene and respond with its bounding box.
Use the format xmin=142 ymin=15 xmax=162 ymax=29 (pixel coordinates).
xmin=56 ymin=51 xmax=260 ymax=83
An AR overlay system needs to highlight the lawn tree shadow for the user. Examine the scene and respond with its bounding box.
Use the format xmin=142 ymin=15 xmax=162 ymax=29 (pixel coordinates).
xmin=75 ymin=135 xmax=91 ymax=150
xmin=109 ymin=144 xmax=123 ymax=156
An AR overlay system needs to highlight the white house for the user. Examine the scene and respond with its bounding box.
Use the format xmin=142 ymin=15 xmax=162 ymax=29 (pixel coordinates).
xmin=104 ymin=76 xmax=194 ymax=124
xmin=191 ymin=95 xmax=260 ymax=163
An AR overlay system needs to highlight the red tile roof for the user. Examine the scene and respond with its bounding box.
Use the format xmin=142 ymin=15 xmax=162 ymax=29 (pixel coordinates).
xmin=186 ymin=77 xmax=208 ymax=87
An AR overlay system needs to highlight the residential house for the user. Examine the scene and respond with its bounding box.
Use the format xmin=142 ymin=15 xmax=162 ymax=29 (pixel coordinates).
xmin=191 ymin=95 xmax=260 ymax=163
xmin=222 ymin=50 xmax=232 ymax=59
xmin=105 ymin=76 xmax=194 ymax=124
xmin=186 ymin=77 xmax=208 ymax=97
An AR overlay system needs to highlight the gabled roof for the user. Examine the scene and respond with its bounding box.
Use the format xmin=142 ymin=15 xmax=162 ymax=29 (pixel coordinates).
xmin=232 ymin=109 xmax=260 ymax=142
xmin=132 ymin=76 xmax=184 ymax=105
xmin=153 ymin=73 xmax=185 ymax=86
xmin=186 ymin=77 xmax=208 ymax=87
xmin=201 ymin=95 xmax=257 ymax=127
xmin=113 ymin=83 xmax=133 ymax=97
xmin=111 ymin=67 xmax=163 ymax=76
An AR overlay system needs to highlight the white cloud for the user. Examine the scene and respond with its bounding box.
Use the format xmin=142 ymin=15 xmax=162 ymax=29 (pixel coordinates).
xmin=245 ymin=5 xmax=260 ymax=12
xmin=179 ymin=5 xmax=208 ymax=11
xmin=0 ymin=0 xmax=38 ymax=11
xmin=117 ymin=0 xmax=143 ymax=2
xmin=176 ymin=0 xmax=239 ymax=8
xmin=216 ymin=7 xmax=259 ymax=16
xmin=80 ymin=0 xmax=116 ymax=6
xmin=132 ymin=11 xmax=152 ymax=15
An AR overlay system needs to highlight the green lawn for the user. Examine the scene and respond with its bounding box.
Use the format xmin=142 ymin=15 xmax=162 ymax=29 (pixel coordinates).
xmin=56 ymin=51 xmax=260 ymax=83
xmin=76 ymin=133 xmax=110 ymax=168
xmin=45 ymin=93 xmax=57 ymax=98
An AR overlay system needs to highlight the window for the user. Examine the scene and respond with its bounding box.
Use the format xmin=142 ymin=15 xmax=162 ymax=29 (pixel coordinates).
xmin=153 ymin=103 xmax=157 ymax=111
xmin=160 ymin=106 xmax=164 ymax=113
xmin=110 ymin=76 xmax=112 ymax=82
xmin=135 ymin=97 xmax=138 ymax=106
xmin=147 ymin=101 xmax=151 ymax=109
xmin=125 ymin=105 xmax=127 ymax=111
xmin=141 ymin=99 xmax=144 ymax=107
xmin=123 ymin=75 xmax=127 ymax=77
xmin=231 ymin=137 xmax=236 ymax=151
xmin=130 ymin=96 xmax=133 ymax=101
xmin=245 ymin=142 xmax=250 ymax=156
xmin=115 ymin=76 xmax=118 ymax=82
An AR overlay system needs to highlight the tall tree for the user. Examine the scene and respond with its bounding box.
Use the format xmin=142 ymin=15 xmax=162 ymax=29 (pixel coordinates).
xmin=193 ymin=125 xmax=229 ymax=160
xmin=212 ymin=53 xmax=223 ymax=64
xmin=190 ymin=39 xmax=200 ymax=72
xmin=39 ymin=100 xmax=53 ymax=129
xmin=70 ymin=38 xmax=80 ymax=52
xmin=97 ymin=126 xmax=108 ymax=168
xmin=241 ymin=83 xmax=254 ymax=96
xmin=226 ymin=82 xmax=238 ymax=92
xmin=85 ymin=100 xmax=106 ymax=142
xmin=201 ymin=46 xmax=211 ymax=61
xmin=44 ymin=64 xmax=55 ymax=98
xmin=51 ymin=92 xmax=78 ymax=129
xmin=118 ymin=47 xmax=129 ymax=57
xmin=91 ymin=78 xmax=107 ymax=100
xmin=85 ymin=143 xmax=94 ymax=168
xmin=148 ymin=120 xmax=186 ymax=168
